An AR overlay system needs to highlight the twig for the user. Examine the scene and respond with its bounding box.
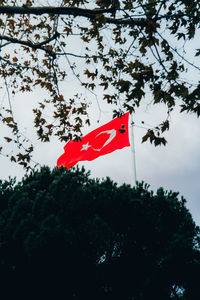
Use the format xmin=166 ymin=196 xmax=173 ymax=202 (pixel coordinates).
xmin=0 ymin=34 xmax=58 ymax=58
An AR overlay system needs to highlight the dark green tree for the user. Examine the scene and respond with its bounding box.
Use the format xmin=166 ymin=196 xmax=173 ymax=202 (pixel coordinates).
xmin=0 ymin=166 xmax=199 ymax=299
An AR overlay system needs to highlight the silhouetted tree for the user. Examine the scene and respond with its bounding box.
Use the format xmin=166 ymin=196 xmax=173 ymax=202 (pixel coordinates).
xmin=0 ymin=166 xmax=199 ymax=299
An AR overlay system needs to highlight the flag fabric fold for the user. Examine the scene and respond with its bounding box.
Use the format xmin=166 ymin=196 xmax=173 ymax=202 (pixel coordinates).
xmin=57 ymin=112 xmax=130 ymax=169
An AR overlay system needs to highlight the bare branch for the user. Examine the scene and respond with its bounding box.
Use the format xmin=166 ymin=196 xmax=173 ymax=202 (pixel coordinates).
xmin=0 ymin=33 xmax=58 ymax=58
xmin=57 ymin=52 xmax=109 ymax=59
xmin=0 ymin=55 xmax=35 ymax=70
xmin=104 ymin=16 xmax=146 ymax=26
xmin=0 ymin=5 xmax=147 ymax=26
xmin=57 ymin=52 xmax=89 ymax=58
xmin=37 ymin=31 xmax=60 ymax=47
xmin=0 ymin=5 xmax=114 ymax=17
xmin=157 ymin=32 xmax=200 ymax=72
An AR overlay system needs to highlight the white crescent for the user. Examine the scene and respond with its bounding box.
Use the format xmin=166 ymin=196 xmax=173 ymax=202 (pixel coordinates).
xmin=92 ymin=129 xmax=116 ymax=151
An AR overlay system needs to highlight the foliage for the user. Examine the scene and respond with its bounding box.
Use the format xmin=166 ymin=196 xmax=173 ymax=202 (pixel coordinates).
xmin=0 ymin=0 xmax=200 ymax=169
xmin=0 ymin=166 xmax=199 ymax=299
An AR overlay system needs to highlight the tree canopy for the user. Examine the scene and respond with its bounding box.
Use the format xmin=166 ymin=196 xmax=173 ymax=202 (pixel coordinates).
xmin=0 ymin=166 xmax=199 ymax=299
xmin=0 ymin=0 xmax=200 ymax=169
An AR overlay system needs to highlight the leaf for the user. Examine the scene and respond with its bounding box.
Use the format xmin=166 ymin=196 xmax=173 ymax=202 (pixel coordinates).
xmin=10 ymin=156 xmax=16 ymax=162
xmin=187 ymin=24 xmax=195 ymax=39
xmin=84 ymin=69 xmax=96 ymax=80
xmin=85 ymin=119 xmax=90 ymax=126
xmin=160 ymin=120 xmax=170 ymax=133
xmin=4 ymin=137 xmax=12 ymax=143
xmin=27 ymin=146 xmax=33 ymax=153
xmin=12 ymin=57 xmax=18 ymax=63
xmin=64 ymin=26 xmax=72 ymax=35
xmin=45 ymin=124 xmax=53 ymax=130
xmin=118 ymin=80 xmax=131 ymax=93
xmin=34 ymin=34 xmax=40 ymax=40
xmin=2 ymin=117 xmax=13 ymax=124
xmin=195 ymin=49 xmax=200 ymax=56
xmin=142 ymin=130 xmax=152 ymax=143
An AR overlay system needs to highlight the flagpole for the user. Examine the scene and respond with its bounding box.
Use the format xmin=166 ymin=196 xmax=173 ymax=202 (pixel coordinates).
xmin=130 ymin=113 xmax=137 ymax=187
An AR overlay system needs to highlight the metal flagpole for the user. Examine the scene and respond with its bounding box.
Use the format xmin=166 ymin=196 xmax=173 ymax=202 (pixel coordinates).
xmin=129 ymin=113 xmax=137 ymax=187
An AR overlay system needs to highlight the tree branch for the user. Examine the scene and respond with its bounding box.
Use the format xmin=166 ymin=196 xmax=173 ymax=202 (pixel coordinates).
xmin=0 ymin=5 xmax=147 ymax=26
xmin=0 ymin=5 xmax=114 ymax=17
xmin=104 ymin=16 xmax=146 ymax=26
xmin=0 ymin=5 xmax=197 ymax=31
xmin=157 ymin=32 xmax=200 ymax=72
xmin=0 ymin=54 xmax=35 ymax=70
xmin=0 ymin=33 xmax=59 ymax=58
xmin=37 ymin=31 xmax=60 ymax=47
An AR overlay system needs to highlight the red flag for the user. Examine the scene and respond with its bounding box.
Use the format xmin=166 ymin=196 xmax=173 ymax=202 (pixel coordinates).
xmin=57 ymin=112 xmax=130 ymax=169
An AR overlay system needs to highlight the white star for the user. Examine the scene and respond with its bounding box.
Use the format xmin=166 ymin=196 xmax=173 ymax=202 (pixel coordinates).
xmin=81 ymin=142 xmax=91 ymax=151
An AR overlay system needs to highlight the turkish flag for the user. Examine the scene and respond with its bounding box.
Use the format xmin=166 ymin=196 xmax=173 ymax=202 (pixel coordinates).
xmin=57 ymin=112 xmax=130 ymax=169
